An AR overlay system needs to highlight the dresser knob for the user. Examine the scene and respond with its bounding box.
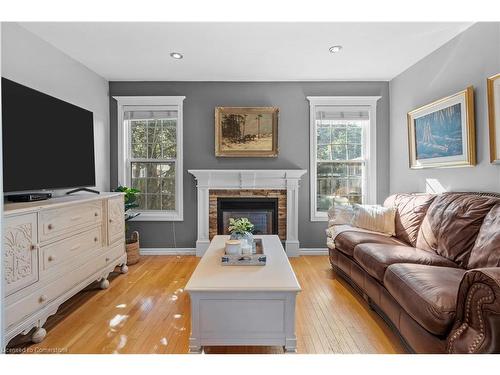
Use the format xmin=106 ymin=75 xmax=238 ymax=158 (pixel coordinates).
xmin=109 ymin=219 xmax=113 ymax=223
xmin=94 ymin=237 xmax=99 ymax=242
xmin=48 ymin=255 xmax=55 ymax=262
xmin=30 ymin=244 xmax=38 ymax=251
xmin=105 ymin=257 xmax=110 ymax=262
xmin=39 ymin=295 xmax=47 ymax=303
xmin=94 ymin=212 xmax=99 ymax=217
xmin=47 ymin=224 xmax=53 ymax=230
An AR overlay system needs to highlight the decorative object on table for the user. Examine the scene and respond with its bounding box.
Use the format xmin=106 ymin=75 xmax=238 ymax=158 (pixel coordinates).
xmin=114 ymin=185 xmax=141 ymax=265
xmin=221 ymin=238 xmax=267 ymax=266
xmin=487 ymin=73 xmax=500 ymax=163
xmin=224 ymin=239 xmax=242 ymax=255
xmin=241 ymin=239 xmax=253 ymax=255
xmin=228 ymin=217 xmax=255 ymax=252
xmin=215 ymin=106 xmax=279 ymax=157
xmin=407 ymin=86 xmax=475 ymax=169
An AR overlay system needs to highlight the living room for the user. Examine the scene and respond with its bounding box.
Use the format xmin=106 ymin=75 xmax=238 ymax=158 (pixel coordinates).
xmin=1 ymin=0 xmax=500 ymax=371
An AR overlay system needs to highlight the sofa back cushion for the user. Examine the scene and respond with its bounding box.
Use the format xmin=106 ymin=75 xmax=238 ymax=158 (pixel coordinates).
xmin=383 ymin=193 xmax=436 ymax=246
xmin=468 ymin=204 xmax=500 ymax=269
xmin=416 ymin=193 xmax=499 ymax=267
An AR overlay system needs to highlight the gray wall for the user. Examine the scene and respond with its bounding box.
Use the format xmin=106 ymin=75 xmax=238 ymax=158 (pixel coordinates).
xmin=109 ymin=81 xmax=389 ymax=248
xmin=389 ymin=22 xmax=500 ymax=194
xmin=1 ymin=22 xmax=110 ymax=193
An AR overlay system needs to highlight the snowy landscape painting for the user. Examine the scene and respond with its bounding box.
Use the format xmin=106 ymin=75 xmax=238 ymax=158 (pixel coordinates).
xmin=215 ymin=107 xmax=279 ymax=157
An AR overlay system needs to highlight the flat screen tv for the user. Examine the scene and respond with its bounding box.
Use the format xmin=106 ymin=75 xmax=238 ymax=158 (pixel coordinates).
xmin=2 ymin=78 xmax=96 ymax=193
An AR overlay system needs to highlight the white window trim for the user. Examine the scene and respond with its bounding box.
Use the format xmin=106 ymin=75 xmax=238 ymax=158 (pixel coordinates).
xmin=114 ymin=96 xmax=186 ymax=221
xmin=307 ymin=96 xmax=381 ymax=222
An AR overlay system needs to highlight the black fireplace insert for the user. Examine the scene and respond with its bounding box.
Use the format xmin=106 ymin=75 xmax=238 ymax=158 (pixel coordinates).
xmin=217 ymin=197 xmax=279 ymax=236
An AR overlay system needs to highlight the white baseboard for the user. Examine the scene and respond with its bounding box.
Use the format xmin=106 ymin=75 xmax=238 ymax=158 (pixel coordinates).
xmin=140 ymin=248 xmax=196 ymax=256
xmin=299 ymin=248 xmax=329 ymax=256
xmin=140 ymin=247 xmax=328 ymax=256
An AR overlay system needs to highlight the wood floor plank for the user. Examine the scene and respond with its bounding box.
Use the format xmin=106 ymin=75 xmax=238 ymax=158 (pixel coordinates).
xmin=7 ymin=255 xmax=406 ymax=354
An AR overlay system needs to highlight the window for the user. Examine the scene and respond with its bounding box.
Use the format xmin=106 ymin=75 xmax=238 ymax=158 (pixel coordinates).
xmin=308 ymin=96 xmax=380 ymax=221
xmin=114 ymin=96 xmax=185 ymax=221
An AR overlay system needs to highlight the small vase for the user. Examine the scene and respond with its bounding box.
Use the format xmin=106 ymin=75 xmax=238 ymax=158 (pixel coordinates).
xmin=230 ymin=231 xmax=254 ymax=250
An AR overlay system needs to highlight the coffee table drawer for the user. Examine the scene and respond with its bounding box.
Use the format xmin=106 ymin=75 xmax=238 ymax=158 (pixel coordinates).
xmin=200 ymin=299 xmax=286 ymax=335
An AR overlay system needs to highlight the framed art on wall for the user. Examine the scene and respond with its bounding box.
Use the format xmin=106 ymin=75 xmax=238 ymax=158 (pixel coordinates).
xmin=407 ymin=86 xmax=475 ymax=169
xmin=215 ymin=107 xmax=279 ymax=157
xmin=487 ymin=73 xmax=500 ymax=163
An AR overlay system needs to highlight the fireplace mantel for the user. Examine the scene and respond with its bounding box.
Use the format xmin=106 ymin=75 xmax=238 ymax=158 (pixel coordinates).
xmin=188 ymin=169 xmax=307 ymax=257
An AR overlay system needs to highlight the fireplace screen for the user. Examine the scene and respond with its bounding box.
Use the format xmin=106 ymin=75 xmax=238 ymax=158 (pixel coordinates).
xmin=217 ymin=198 xmax=278 ymax=235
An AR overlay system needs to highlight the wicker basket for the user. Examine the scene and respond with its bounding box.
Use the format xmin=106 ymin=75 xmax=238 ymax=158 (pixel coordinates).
xmin=125 ymin=231 xmax=140 ymax=265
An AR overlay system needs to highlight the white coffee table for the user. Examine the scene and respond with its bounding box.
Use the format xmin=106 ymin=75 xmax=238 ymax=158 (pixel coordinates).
xmin=185 ymin=235 xmax=301 ymax=353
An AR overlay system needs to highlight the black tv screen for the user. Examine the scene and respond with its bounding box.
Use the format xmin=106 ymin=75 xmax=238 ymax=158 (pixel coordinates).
xmin=2 ymin=78 xmax=96 ymax=193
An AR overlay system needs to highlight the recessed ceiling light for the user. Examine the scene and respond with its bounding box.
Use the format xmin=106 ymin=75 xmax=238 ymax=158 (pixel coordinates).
xmin=170 ymin=52 xmax=183 ymax=59
xmin=329 ymin=45 xmax=343 ymax=54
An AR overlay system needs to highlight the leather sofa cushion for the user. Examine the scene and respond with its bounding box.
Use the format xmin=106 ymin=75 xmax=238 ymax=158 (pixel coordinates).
xmin=334 ymin=230 xmax=407 ymax=257
xmin=354 ymin=244 xmax=458 ymax=282
xmin=416 ymin=193 xmax=499 ymax=267
xmin=384 ymin=193 xmax=436 ymax=246
xmin=468 ymin=204 xmax=500 ymax=269
xmin=384 ymin=264 xmax=465 ymax=336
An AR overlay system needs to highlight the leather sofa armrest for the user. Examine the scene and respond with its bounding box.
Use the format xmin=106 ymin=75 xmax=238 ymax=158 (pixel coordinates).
xmin=447 ymin=268 xmax=500 ymax=353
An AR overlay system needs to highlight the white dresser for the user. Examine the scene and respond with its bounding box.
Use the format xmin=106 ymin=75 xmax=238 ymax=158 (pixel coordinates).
xmin=3 ymin=193 xmax=127 ymax=345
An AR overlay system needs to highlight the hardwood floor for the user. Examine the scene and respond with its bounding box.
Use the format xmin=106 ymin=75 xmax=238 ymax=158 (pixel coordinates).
xmin=7 ymin=255 xmax=406 ymax=354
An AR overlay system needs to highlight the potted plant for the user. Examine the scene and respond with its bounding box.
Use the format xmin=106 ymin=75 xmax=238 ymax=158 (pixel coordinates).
xmin=228 ymin=217 xmax=255 ymax=250
xmin=115 ymin=186 xmax=141 ymax=265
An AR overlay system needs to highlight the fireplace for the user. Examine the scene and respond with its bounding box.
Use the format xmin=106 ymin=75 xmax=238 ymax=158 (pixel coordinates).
xmin=217 ymin=197 xmax=278 ymax=236
xmin=208 ymin=189 xmax=287 ymax=241
xmin=188 ymin=169 xmax=307 ymax=256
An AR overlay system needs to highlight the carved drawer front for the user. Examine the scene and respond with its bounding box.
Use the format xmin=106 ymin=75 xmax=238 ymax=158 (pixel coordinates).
xmin=39 ymin=201 xmax=102 ymax=242
xmin=4 ymin=214 xmax=39 ymax=296
xmin=41 ymin=226 xmax=103 ymax=272
xmin=107 ymin=196 xmax=124 ymax=245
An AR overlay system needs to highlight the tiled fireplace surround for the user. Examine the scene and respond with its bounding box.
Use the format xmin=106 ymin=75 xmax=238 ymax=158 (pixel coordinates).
xmin=188 ymin=170 xmax=307 ymax=257
xmin=209 ymin=189 xmax=287 ymax=240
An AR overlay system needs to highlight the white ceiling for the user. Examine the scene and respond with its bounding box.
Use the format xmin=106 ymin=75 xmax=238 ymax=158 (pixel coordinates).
xmin=19 ymin=22 xmax=472 ymax=81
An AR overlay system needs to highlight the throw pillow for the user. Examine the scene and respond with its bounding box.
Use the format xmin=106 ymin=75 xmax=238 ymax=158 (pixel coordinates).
xmin=327 ymin=201 xmax=355 ymax=227
xmin=351 ymin=204 xmax=396 ymax=236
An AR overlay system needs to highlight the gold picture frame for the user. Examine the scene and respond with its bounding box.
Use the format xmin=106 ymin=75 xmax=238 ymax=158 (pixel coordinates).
xmin=487 ymin=73 xmax=500 ymax=163
xmin=215 ymin=107 xmax=279 ymax=157
xmin=407 ymin=86 xmax=475 ymax=169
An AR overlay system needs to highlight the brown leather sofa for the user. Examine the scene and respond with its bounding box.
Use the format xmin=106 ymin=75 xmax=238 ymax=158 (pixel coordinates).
xmin=327 ymin=192 xmax=500 ymax=353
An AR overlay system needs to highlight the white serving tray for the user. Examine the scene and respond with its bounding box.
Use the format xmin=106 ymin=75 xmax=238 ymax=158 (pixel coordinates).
xmin=221 ymin=238 xmax=267 ymax=266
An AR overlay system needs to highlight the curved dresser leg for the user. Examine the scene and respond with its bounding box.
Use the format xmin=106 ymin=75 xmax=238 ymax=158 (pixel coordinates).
xmin=99 ymin=278 xmax=110 ymax=289
xmin=120 ymin=264 xmax=129 ymax=274
xmin=32 ymin=327 xmax=47 ymax=343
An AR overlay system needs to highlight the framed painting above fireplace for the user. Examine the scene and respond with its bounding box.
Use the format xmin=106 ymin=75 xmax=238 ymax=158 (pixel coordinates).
xmin=215 ymin=106 xmax=279 ymax=157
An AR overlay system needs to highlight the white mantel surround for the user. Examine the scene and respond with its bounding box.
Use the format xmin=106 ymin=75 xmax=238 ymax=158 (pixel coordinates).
xmin=188 ymin=169 xmax=307 ymax=257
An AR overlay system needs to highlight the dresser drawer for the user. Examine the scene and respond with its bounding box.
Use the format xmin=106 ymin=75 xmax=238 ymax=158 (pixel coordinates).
xmin=102 ymin=242 xmax=126 ymax=267
xmin=41 ymin=226 xmax=103 ymax=272
xmin=39 ymin=201 xmax=103 ymax=242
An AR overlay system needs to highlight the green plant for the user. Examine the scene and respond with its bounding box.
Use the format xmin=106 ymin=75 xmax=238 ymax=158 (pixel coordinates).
xmin=228 ymin=217 xmax=254 ymax=234
xmin=114 ymin=186 xmax=141 ymax=221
